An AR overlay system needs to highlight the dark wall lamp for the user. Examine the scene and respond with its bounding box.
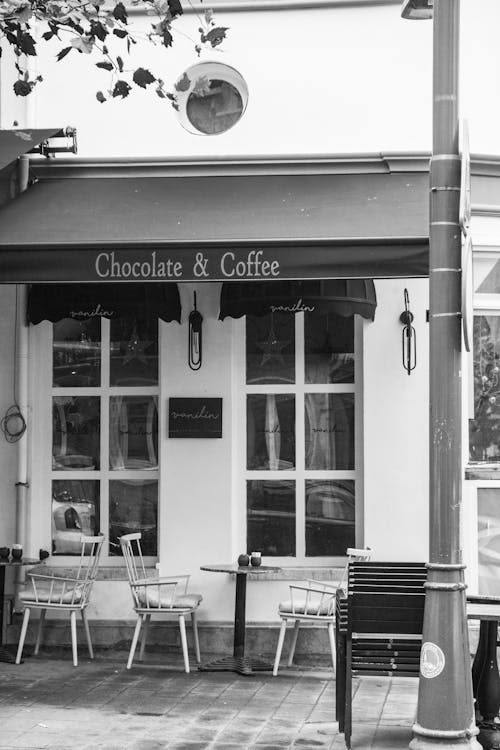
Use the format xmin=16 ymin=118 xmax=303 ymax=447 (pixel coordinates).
xmin=188 ymin=291 xmax=203 ymax=370
xmin=400 ymin=288 xmax=416 ymax=375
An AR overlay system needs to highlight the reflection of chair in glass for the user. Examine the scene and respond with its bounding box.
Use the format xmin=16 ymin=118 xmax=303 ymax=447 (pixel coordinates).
xmin=272 ymin=547 xmax=372 ymax=676
xmin=120 ymin=533 xmax=202 ymax=673
xmin=15 ymin=535 xmax=104 ymax=666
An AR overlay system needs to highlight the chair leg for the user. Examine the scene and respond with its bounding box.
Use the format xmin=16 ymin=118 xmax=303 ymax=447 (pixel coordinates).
xmin=34 ymin=609 xmax=46 ymax=655
xmin=345 ymin=637 xmax=353 ymax=750
xmin=16 ymin=608 xmax=31 ymax=665
xmin=287 ymin=619 xmax=301 ymax=667
xmin=139 ymin=614 xmax=150 ymax=662
xmin=328 ymin=621 xmax=336 ymax=676
xmin=191 ymin=611 xmax=201 ymax=664
xmin=273 ymin=619 xmax=288 ymax=676
xmin=81 ymin=609 xmax=93 ymax=659
xmin=70 ymin=610 xmax=78 ymax=667
xmin=127 ymin=615 xmax=143 ymax=670
xmin=179 ymin=614 xmax=189 ymax=673
xmin=336 ymin=629 xmax=347 ymax=732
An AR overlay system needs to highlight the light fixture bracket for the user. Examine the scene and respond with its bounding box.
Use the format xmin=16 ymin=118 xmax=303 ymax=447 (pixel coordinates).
xmin=28 ymin=127 xmax=77 ymax=158
xmin=401 ymin=0 xmax=433 ymax=20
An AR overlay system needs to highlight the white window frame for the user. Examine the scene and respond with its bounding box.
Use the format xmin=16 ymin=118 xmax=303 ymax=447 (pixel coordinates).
xmin=232 ymin=313 xmax=363 ymax=566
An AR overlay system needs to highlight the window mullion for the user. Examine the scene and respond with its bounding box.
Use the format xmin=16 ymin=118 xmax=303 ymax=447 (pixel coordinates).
xmin=296 ymin=313 xmax=305 ymax=560
xmin=101 ymin=318 xmax=110 ymax=557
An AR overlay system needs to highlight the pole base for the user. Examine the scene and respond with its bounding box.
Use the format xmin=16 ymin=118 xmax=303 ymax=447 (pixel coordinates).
xmin=410 ymin=723 xmax=482 ymax=750
xmin=477 ymin=722 xmax=500 ymax=750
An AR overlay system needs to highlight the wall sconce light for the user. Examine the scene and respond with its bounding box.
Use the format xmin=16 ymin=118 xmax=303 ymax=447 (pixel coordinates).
xmin=400 ymin=288 xmax=416 ymax=375
xmin=188 ymin=291 xmax=203 ymax=371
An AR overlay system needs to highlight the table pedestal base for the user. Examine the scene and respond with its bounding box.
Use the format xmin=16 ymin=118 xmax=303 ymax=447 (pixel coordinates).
xmin=0 ymin=647 xmax=21 ymax=664
xmin=477 ymin=721 xmax=500 ymax=750
xmin=198 ymin=655 xmax=273 ymax=676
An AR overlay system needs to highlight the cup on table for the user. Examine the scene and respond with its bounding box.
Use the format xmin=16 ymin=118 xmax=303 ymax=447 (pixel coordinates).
xmin=0 ymin=547 xmax=9 ymax=560
xmin=11 ymin=544 xmax=23 ymax=560
xmin=250 ymin=551 xmax=262 ymax=567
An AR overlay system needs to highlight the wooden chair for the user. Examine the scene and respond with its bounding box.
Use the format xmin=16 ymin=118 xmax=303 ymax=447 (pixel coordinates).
xmin=272 ymin=547 xmax=372 ymax=676
xmin=16 ymin=535 xmax=104 ymax=666
xmin=335 ymin=561 xmax=427 ymax=749
xmin=120 ymin=532 xmax=202 ymax=673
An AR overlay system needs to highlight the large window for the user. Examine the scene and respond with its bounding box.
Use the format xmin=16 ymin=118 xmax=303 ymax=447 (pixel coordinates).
xmin=244 ymin=311 xmax=358 ymax=559
xmin=51 ymin=314 xmax=159 ymax=557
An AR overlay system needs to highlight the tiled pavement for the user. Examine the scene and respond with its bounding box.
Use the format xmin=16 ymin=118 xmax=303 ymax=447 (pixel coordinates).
xmin=0 ymin=649 xmax=418 ymax=750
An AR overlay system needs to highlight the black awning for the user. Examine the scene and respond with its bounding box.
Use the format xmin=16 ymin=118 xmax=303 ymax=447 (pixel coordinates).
xmin=0 ymin=170 xmax=429 ymax=283
xmin=27 ymin=283 xmax=181 ymax=324
xmin=0 ymin=128 xmax=62 ymax=170
xmin=219 ymin=279 xmax=377 ymax=321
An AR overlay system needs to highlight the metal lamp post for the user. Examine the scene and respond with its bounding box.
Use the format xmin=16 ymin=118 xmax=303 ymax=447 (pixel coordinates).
xmin=402 ymin=1 xmax=481 ymax=748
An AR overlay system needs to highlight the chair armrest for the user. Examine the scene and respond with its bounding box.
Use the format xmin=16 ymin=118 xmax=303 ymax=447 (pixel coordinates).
xmin=133 ymin=575 xmax=190 ymax=593
xmin=289 ymin=583 xmax=336 ymax=597
xmin=305 ymin=579 xmax=339 ymax=591
xmin=28 ymin=573 xmax=83 ymax=585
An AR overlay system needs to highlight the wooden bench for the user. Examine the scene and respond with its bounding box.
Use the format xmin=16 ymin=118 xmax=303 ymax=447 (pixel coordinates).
xmin=335 ymin=561 xmax=427 ymax=749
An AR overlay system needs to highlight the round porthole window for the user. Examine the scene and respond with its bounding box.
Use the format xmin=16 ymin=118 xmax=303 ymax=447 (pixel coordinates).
xmin=175 ymin=61 xmax=248 ymax=136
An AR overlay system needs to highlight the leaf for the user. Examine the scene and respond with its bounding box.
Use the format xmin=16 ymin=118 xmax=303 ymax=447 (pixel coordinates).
xmin=167 ymin=0 xmax=183 ymax=17
xmin=133 ymin=68 xmax=155 ymax=88
xmin=42 ymin=31 xmax=54 ymax=41
xmin=96 ymin=61 xmax=113 ymax=71
xmin=174 ymin=72 xmax=190 ymax=92
xmin=56 ymin=46 xmax=72 ymax=62
xmin=18 ymin=32 xmax=36 ymax=56
xmin=13 ymin=79 xmax=32 ymax=97
xmin=90 ymin=20 xmax=107 ymax=42
xmin=113 ymin=28 xmax=128 ymax=38
xmin=117 ymin=56 xmax=124 ymax=72
xmin=162 ymin=29 xmax=173 ymax=48
xmin=113 ymin=2 xmax=128 ymax=23
xmin=204 ymin=9 xmax=213 ymax=23
xmin=112 ymin=79 xmax=131 ymax=98
xmin=96 ymin=91 xmax=106 ymax=103
xmin=203 ymin=26 xmax=228 ymax=48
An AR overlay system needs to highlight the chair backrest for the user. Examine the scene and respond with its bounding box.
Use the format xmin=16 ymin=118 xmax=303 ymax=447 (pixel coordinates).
xmin=119 ymin=533 xmax=147 ymax=584
xmin=76 ymin=535 xmax=105 ymax=582
xmin=347 ymin=561 xmax=427 ymax=636
xmin=337 ymin=547 xmax=372 ymax=590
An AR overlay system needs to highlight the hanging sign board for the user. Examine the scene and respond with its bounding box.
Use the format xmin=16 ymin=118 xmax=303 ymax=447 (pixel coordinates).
xmin=461 ymin=232 xmax=473 ymax=353
xmin=168 ymin=398 xmax=222 ymax=439
xmin=459 ymin=119 xmax=471 ymax=235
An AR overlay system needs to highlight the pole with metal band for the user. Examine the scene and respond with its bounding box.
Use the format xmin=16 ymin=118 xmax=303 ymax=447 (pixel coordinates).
xmin=409 ymin=1 xmax=480 ymax=748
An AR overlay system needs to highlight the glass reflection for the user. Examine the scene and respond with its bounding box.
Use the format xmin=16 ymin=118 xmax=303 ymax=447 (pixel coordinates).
xmin=53 ymin=319 xmax=101 ymax=387
xmin=247 ymin=394 xmax=295 ymax=470
xmin=470 ymin=315 xmax=500 ymax=462
xmin=305 ymin=394 xmax=354 ymax=470
xmin=110 ymin=316 xmax=158 ymax=386
xmin=247 ymin=480 xmax=295 ymax=556
xmin=246 ymin=313 xmax=295 ymax=384
xmin=305 ymin=313 xmax=354 ymax=384
xmin=305 ymin=480 xmax=355 ymax=556
xmin=52 ymin=479 xmax=99 ymax=555
xmin=478 ymin=488 xmax=500 ymax=596
xmin=52 ymin=396 xmax=100 ymax=469
xmin=109 ymin=396 xmax=158 ymax=470
xmin=109 ymin=479 xmax=158 ymax=556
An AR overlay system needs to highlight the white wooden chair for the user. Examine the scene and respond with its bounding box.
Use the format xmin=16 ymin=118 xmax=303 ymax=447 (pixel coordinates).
xmin=273 ymin=547 xmax=372 ymax=676
xmin=120 ymin=532 xmax=202 ymax=673
xmin=16 ymin=534 xmax=104 ymax=666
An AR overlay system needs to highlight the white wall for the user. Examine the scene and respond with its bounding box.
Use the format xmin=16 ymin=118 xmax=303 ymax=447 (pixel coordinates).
xmin=0 ymin=286 xmax=18 ymax=545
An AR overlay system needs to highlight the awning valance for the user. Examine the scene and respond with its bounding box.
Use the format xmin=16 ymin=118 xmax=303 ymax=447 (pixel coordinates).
xmin=0 ymin=170 xmax=429 ymax=283
xmin=0 ymin=128 xmax=62 ymax=170
xmin=219 ymin=279 xmax=377 ymax=321
xmin=27 ymin=283 xmax=181 ymax=324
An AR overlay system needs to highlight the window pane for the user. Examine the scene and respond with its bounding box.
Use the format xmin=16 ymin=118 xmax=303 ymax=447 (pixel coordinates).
xmin=478 ymin=488 xmax=500 ymax=595
xmin=247 ymin=394 xmax=295 ymax=470
xmin=470 ymin=315 xmax=500 ymax=462
xmin=305 ymin=480 xmax=355 ymax=556
xmin=52 ymin=480 xmax=99 ymax=555
xmin=246 ymin=314 xmax=295 ymax=384
xmin=53 ymin=396 xmax=100 ymax=469
xmin=109 ymin=479 xmax=158 ymax=556
xmin=110 ymin=316 xmax=158 ymax=386
xmin=305 ymin=394 xmax=354 ymax=470
xmin=305 ymin=313 xmax=354 ymax=384
xmin=109 ymin=396 xmax=158 ymax=470
xmin=247 ymin=480 xmax=295 ymax=556
xmin=475 ymin=256 xmax=500 ymax=294
xmin=53 ymin=319 xmax=101 ymax=387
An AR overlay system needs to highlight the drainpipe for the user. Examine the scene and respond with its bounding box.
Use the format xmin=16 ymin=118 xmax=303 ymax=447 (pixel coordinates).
xmin=13 ymin=154 xmax=30 ymax=608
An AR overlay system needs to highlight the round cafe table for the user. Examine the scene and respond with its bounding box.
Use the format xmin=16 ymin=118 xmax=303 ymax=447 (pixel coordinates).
xmin=0 ymin=557 xmax=40 ymax=664
xmin=199 ymin=563 xmax=281 ymax=676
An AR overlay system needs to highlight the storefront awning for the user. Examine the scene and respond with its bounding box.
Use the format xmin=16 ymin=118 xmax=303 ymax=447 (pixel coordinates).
xmin=27 ymin=283 xmax=181 ymax=324
xmin=219 ymin=280 xmax=377 ymax=321
xmin=0 ymin=128 xmax=62 ymax=170
xmin=0 ymin=171 xmax=429 ymax=283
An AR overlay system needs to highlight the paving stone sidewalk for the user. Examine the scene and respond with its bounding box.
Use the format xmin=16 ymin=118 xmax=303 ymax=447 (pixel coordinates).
xmin=0 ymin=649 xmax=418 ymax=750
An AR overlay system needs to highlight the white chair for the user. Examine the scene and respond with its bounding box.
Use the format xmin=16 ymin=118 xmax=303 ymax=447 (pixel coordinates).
xmin=16 ymin=534 xmax=104 ymax=666
xmin=120 ymin=532 xmax=202 ymax=673
xmin=273 ymin=547 xmax=372 ymax=676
